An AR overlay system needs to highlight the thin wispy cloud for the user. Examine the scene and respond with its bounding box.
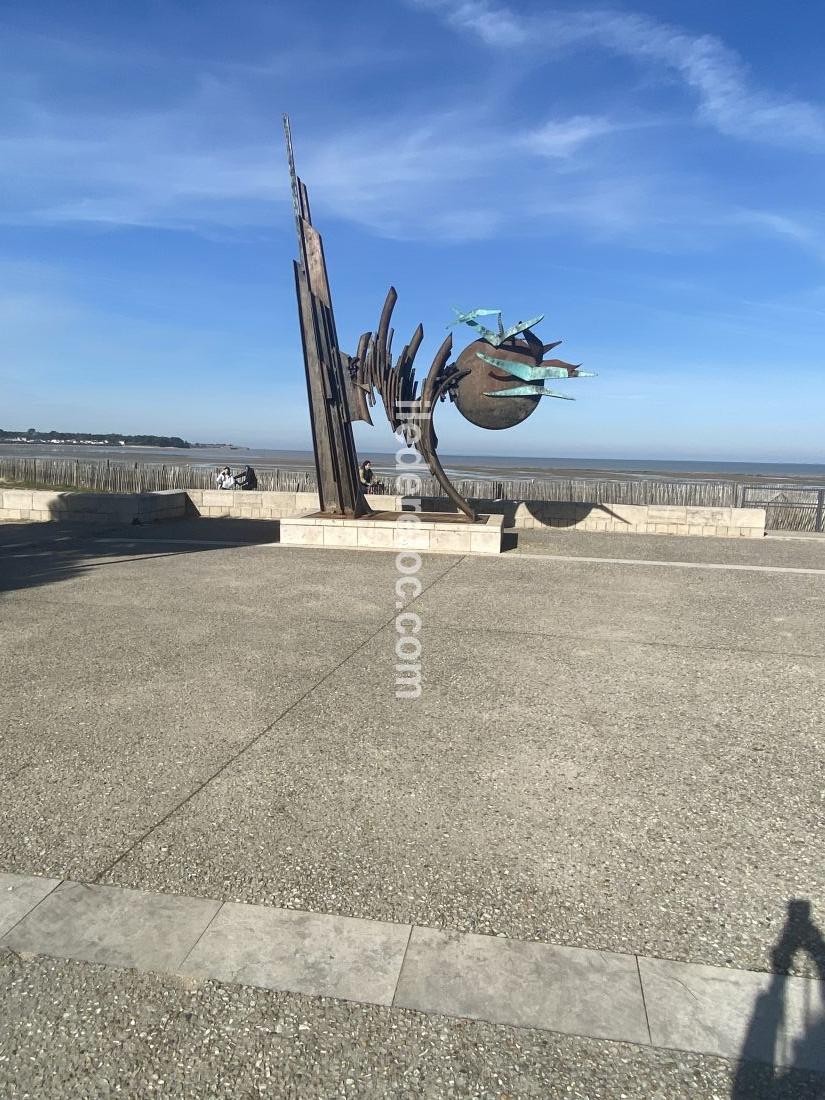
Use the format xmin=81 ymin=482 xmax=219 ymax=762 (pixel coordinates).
xmin=0 ymin=3 xmax=821 ymax=258
xmin=0 ymin=89 xmax=802 ymax=254
xmin=518 ymin=116 xmax=616 ymax=158
xmin=0 ymin=79 xmax=630 ymax=241
xmin=416 ymin=0 xmax=825 ymax=149
xmin=732 ymin=210 xmax=825 ymax=259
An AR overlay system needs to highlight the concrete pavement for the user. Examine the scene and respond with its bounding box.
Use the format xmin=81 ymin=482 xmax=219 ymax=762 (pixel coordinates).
xmin=1 ymin=518 xmax=824 ymax=1096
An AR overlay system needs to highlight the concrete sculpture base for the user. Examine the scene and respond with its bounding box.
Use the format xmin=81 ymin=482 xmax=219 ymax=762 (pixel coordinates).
xmin=279 ymin=511 xmax=504 ymax=554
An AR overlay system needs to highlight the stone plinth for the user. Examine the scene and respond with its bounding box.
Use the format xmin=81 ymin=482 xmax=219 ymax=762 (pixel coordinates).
xmin=279 ymin=511 xmax=504 ymax=554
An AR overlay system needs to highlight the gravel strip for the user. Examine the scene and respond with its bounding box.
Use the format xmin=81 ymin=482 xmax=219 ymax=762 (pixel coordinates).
xmin=3 ymin=950 xmax=824 ymax=1099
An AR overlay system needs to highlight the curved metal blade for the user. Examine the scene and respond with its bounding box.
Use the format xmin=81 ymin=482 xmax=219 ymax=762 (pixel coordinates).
xmin=500 ymin=316 xmax=544 ymax=342
xmin=483 ymin=385 xmax=575 ymax=400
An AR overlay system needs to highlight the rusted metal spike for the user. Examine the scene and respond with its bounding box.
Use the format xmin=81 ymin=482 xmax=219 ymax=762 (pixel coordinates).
xmin=422 ymin=335 xmax=453 ymax=412
xmin=408 ymin=323 xmax=424 ymax=362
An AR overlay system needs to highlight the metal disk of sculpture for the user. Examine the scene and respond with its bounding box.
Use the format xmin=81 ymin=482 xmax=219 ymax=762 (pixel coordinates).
xmin=284 ymin=116 xmax=593 ymax=522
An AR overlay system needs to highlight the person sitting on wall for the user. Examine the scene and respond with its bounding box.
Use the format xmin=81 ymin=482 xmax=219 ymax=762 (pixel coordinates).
xmin=217 ymin=466 xmax=235 ymax=489
xmin=359 ymin=460 xmax=375 ymax=494
xmin=359 ymin=460 xmax=384 ymax=495
xmin=235 ymin=465 xmax=258 ymax=490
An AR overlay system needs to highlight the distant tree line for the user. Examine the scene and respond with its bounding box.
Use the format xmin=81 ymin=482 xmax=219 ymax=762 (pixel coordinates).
xmin=0 ymin=428 xmax=191 ymax=448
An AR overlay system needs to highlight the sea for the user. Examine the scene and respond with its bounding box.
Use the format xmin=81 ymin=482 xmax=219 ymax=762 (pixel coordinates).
xmin=1 ymin=442 xmax=824 ymax=485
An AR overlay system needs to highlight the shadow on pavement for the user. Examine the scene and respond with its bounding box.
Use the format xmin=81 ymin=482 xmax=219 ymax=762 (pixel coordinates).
xmin=0 ymin=518 xmax=280 ymax=597
xmin=109 ymin=517 xmax=281 ymax=545
xmin=731 ymin=898 xmax=825 ymax=1099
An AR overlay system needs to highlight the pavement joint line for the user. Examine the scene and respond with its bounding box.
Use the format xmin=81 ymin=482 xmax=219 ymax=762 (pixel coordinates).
xmin=505 ymin=552 xmax=825 ymax=576
xmin=766 ymin=533 xmax=825 ymax=542
xmin=416 ymin=619 xmax=825 ymax=663
xmin=2 ymin=872 xmax=824 ymax=1072
xmin=636 ymin=955 xmax=653 ymax=1045
xmin=90 ymin=554 xmax=467 ymax=883
xmin=177 ymin=900 xmax=226 ymax=972
xmin=391 ymin=923 xmax=415 ymax=1009
xmin=0 ymin=875 xmax=62 ymax=937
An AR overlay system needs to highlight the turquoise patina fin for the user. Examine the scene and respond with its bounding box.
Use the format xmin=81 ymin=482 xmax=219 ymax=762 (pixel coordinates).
xmin=476 ymin=352 xmax=594 ymax=381
xmin=499 ymin=316 xmax=544 ymax=342
xmin=483 ymin=385 xmax=575 ymax=400
xmin=448 ymin=307 xmax=502 ymax=343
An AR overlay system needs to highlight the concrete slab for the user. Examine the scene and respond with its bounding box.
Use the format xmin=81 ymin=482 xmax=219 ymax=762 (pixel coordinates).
xmin=184 ymin=902 xmax=411 ymax=1006
xmin=1 ymin=881 xmax=220 ymax=971
xmin=510 ymin=526 xmax=825 ymax=569
xmin=0 ymin=597 xmax=381 ymax=879
xmin=0 ymin=873 xmax=61 ymax=937
xmin=1 ymin=539 xmax=460 ymax=626
xmin=413 ymin=553 xmax=825 ymax=655
xmin=640 ymin=956 xmax=825 ymax=1072
xmin=101 ymin=618 xmax=825 ymax=976
xmin=394 ymin=926 xmax=649 ymax=1045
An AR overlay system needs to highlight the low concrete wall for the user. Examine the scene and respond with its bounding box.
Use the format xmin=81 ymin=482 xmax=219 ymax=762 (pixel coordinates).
xmin=186 ymin=489 xmax=766 ymax=538
xmin=1 ymin=487 xmax=766 ymax=537
xmin=0 ymin=488 xmax=187 ymax=525
xmin=440 ymin=499 xmax=767 ymax=538
xmin=186 ymin=489 xmax=323 ymax=520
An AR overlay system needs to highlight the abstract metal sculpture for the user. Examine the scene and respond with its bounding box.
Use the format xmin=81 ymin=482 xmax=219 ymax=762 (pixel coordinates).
xmin=285 ymin=117 xmax=592 ymax=522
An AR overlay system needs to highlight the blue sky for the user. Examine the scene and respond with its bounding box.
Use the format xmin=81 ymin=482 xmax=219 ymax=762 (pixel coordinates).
xmin=1 ymin=0 xmax=823 ymax=460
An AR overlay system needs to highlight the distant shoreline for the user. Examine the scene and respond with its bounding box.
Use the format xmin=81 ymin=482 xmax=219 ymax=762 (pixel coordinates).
xmin=0 ymin=439 xmax=243 ymax=451
xmin=0 ymin=435 xmax=193 ymax=449
xmin=1 ymin=442 xmax=823 ymax=486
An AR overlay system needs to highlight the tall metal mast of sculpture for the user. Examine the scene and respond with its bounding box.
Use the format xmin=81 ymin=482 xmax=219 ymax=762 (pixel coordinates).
xmin=285 ymin=116 xmax=370 ymax=517
xmin=285 ymin=116 xmax=592 ymax=521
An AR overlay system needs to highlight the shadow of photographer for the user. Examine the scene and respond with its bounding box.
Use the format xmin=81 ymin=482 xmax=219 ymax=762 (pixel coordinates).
xmin=731 ymin=898 xmax=825 ymax=1098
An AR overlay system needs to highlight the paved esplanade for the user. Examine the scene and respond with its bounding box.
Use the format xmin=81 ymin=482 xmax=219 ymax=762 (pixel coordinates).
xmin=1 ymin=520 xmax=824 ymax=1098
